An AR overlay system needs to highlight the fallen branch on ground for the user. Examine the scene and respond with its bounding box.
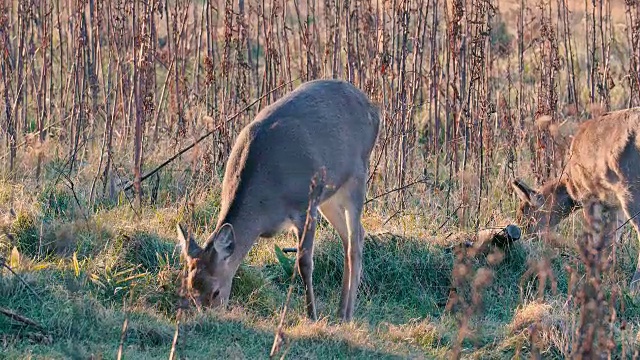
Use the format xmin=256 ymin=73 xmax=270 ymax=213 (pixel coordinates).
xmin=0 ymin=307 xmax=44 ymax=331
xmin=0 ymin=256 xmax=46 ymax=305
xmin=460 ymin=224 xmax=522 ymax=257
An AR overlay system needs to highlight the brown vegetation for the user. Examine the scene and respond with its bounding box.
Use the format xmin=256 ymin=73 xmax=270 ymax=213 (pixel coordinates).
xmin=1 ymin=0 xmax=640 ymax=358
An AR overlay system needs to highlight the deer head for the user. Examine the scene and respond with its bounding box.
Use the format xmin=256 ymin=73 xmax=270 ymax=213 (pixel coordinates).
xmin=177 ymin=223 xmax=236 ymax=308
xmin=510 ymin=178 xmax=579 ymax=234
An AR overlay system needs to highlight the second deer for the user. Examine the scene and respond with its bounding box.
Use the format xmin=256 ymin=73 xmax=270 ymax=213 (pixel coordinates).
xmin=510 ymin=107 xmax=640 ymax=290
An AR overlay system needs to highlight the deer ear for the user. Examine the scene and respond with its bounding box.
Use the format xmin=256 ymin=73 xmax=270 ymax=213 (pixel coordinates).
xmin=177 ymin=223 xmax=202 ymax=259
xmin=511 ymin=179 xmax=540 ymax=206
xmin=206 ymin=223 xmax=235 ymax=261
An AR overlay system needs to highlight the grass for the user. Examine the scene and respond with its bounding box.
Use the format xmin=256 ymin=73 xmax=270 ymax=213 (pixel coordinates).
xmin=2 ymin=0 xmax=640 ymax=358
xmin=2 ymin=169 xmax=640 ymax=359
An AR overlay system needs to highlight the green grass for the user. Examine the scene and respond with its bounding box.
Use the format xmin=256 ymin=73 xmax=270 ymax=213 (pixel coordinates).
xmin=3 ymin=0 xmax=640 ymax=357
xmin=3 ymin=181 xmax=640 ymax=360
xmin=2 ymin=143 xmax=640 ymax=359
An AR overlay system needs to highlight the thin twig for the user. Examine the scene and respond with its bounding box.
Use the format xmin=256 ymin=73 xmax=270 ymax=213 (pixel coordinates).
xmin=123 ymin=77 xmax=300 ymax=192
xmin=168 ymin=308 xmax=182 ymax=360
xmin=612 ymin=208 xmax=640 ymax=234
xmin=436 ymin=203 xmax=464 ymax=232
xmin=364 ymin=176 xmax=429 ymax=205
xmin=116 ymin=314 xmax=129 ymax=360
xmin=269 ymin=170 xmax=326 ymax=359
xmin=0 ymin=257 xmax=46 ymax=305
xmin=170 ymin=235 xmax=191 ymax=360
xmin=602 ymin=208 xmax=640 ymax=249
xmin=0 ymin=307 xmax=44 ymax=331
xmin=59 ymin=172 xmax=89 ymax=222
xmin=116 ymin=289 xmax=135 ymax=360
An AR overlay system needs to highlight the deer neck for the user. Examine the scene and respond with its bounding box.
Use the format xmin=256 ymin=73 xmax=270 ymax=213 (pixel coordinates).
xmin=214 ymin=206 xmax=261 ymax=270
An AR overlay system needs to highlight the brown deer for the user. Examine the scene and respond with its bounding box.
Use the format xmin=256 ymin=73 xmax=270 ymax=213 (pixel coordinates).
xmin=510 ymin=107 xmax=640 ymax=290
xmin=176 ymin=79 xmax=381 ymax=321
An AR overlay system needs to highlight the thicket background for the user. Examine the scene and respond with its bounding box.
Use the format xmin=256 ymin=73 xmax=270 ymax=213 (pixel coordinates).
xmin=1 ymin=0 xmax=640 ymax=358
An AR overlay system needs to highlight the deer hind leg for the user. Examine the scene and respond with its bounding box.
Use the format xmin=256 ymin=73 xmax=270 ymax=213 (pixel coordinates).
xmin=603 ymin=209 xmax=628 ymax=267
xmin=318 ymin=175 xmax=366 ymax=322
xmin=294 ymin=205 xmax=319 ymax=320
xmin=340 ymin=176 xmax=366 ymax=321
xmin=619 ymin=190 xmax=640 ymax=293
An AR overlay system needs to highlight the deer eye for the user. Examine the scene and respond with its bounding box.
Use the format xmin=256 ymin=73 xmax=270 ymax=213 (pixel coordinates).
xmin=191 ymin=276 xmax=206 ymax=290
xmin=212 ymin=289 xmax=220 ymax=298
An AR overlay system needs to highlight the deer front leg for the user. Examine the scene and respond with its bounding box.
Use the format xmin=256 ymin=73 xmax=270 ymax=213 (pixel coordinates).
xmin=619 ymin=194 xmax=640 ymax=293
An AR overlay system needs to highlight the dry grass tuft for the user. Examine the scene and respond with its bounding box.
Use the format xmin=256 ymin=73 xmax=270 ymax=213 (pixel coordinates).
xmin=510 ymin=301 xmax=555 ymax=334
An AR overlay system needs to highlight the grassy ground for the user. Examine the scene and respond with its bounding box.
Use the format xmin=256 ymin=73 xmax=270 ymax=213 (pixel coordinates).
xmin=2 ymin=159 xmax=640 ymax=359
xmin=3 ymin=0 xmax=640 ymax=358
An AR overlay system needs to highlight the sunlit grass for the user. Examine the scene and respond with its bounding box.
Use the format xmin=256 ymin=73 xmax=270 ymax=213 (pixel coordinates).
xmin=2 ymin=172 xmax=640 ymax=359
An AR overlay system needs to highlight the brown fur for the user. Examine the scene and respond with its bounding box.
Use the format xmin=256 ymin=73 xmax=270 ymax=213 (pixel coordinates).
xmin=511 ymin=107 xmax=640 ymax=289
xmin=177 ymin=79 xmax=381 ymax=321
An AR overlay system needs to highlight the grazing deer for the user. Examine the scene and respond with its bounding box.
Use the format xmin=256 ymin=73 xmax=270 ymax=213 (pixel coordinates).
xmin=176 ymin=79 xmax=381 ymax=321
xmin=510 ymin=107 xmax=640 ymax=290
